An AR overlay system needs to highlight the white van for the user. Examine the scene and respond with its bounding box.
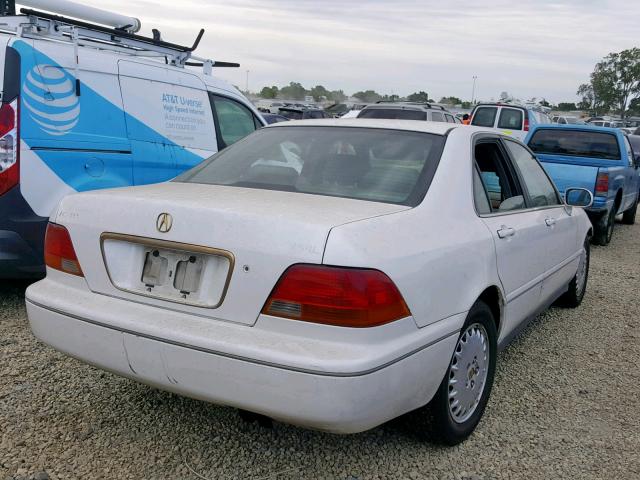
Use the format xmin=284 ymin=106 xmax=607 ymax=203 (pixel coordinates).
xmin=0 ymin=1 xmax=265 ymax=277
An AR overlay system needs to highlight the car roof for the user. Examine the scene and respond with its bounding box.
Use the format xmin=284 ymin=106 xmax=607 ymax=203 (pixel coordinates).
xmin=265 ymin=118 xmax=486 ymax=135
xmin=528 ymin=124 xmax=622 ymax=134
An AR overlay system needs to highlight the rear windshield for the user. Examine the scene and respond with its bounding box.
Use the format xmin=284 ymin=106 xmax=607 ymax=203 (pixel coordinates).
xmin=358 ymin=108 xmax=427 ymax=121
xmin=497 ymin=109 xmax=523 ymax=130
xmin=175 ymin=126 xmax=445 ymax=206
xmin=471 ymin=107 xmax=497 ymax=127
xmin=528 ymin=129 xmax=621 ymax=160
xmin=279 ymin=110 xmax=303 ymax=120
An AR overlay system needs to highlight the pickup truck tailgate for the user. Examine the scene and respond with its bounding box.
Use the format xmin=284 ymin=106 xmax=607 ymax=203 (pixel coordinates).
xmin=537 ymin=157 xmax=598 ymax=196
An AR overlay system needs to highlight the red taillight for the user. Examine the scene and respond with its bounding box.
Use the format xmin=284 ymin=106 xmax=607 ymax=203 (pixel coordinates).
xmin=0 ymin=99 xmax=19 ymax=196
xmin=523 ymin=118 xmax=530 ymax=131
xmin=262 ymin=264 xmax=411 ymax=327
xmin=595 ymin=172 xmax=609 ymax=196
xmin=44 ymin=223 xmax=83 ymax=276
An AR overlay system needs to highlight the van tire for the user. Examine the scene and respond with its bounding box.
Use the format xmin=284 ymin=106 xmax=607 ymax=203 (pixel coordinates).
xmin=430 ymin=301 xmax=497 ymax=446
xmin=594 ymin=208 xmax=615 ymax=246
xmin=622 ymin=195 xmax=638 ymax=225
xmin=556 ymin=237 xmax=589 ymax=308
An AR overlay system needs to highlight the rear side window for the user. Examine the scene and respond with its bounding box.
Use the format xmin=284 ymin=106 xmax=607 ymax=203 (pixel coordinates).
xmin=430 ymin=111 xmax=445 ymax=122
xmin=211 ymin=95 xmax=259 ymax=148
xmin=528 ymin=129 xmax=621 ymax=160
xmin=471 ymin=107 xmax=497 ymax=127
xmin=504 ymin=140 xmax=560 ymax=207
xmin=497 ymin=109 xmax=523 ymax=130
xmin=358 ymin=109 xmax=427 ymax=121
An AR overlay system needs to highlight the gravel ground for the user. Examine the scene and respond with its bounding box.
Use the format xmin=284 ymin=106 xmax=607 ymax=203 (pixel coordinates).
xmin=1 ymin=221 xmax=640 ymax=480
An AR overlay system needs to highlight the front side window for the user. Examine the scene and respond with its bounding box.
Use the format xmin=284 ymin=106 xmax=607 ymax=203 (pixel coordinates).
xmin=211 ymin=95 xmax=259 ymax=148
xmin=445 ymin=114 xmax=456 ymax=123
xmin=528 ymin=129 xmax=621 ymax=160
xmin=497 ymin=108 xmax=523 ymax=130
xmin=471 ymin=107 xmax=498 ymax=127
xmin=474 ymin=140 xmax=525 ymax=212
xmin=624 ymin=137 xmax=634 ymax=167
xmin=504 ymin=140 xmax=560 ymax=207
xmin=175 ymin=126 xmax=446 ymax=206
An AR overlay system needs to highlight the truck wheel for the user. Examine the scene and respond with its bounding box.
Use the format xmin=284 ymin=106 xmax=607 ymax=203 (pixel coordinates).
xmin=556 ymin=237 xmax=589 ymax=308
xmin=430 ymin=301 xmax=497 ymax=445
xmin=594 ymin=208 xmax=615 ymax=246
xmin=622 ymin=195 xmax=638 ymax=225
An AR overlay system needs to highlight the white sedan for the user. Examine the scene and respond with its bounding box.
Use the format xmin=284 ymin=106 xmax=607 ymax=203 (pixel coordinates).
xmin=26 ymin=119 xmax=593 ymax=445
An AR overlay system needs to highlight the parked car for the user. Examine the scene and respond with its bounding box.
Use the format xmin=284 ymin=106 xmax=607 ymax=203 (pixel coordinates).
xmin=526 ymin=125 xmax=640 ymax=245
xmin=261 ymin=113 xmax=290 ymax=124
xmin=357 ymin=102 xmax=458 ymax=123
xmin=278 ymin=107 xmax=331 ymax=120
xmin=0 ymin=6 xmax=264 ymax=278
xmin=470 ymin=103 xmax=551 ymax=140
xmin=27 ymin=119 xmax=592 ymax=445
xmin=552 ymin=115 xmax=585 ymax=125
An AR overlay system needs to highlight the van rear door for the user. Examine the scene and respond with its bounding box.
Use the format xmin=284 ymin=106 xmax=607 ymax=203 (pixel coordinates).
xmin=117 ymin=61 xmax=218 ymax=184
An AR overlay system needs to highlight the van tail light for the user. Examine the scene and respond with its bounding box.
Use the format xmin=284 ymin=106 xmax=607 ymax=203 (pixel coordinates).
xmin=595 ymin=172 xmax=609 ymax=196
xmin=44 ymin=223 xmax=84 ymax=277
xmin=0 ymin=99 xmax=19 ymax=196
xmin=523 ymin=115 xmax=530 ymax=131
xmin=262 ymin=264 xmax=411 ymax=327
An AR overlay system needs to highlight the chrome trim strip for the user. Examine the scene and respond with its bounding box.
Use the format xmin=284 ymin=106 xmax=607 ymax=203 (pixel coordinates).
xmin=27 ymin=299 xmax=458 ymax=378
xmin=99 ymin=233 xmax=235 ymax=309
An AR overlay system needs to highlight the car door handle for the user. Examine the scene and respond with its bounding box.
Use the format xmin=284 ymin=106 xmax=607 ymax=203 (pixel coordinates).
xmin=545 ymin=217 xmax=556 ymax=227
xmin=497 ymin=226 xmax=516 ymax=238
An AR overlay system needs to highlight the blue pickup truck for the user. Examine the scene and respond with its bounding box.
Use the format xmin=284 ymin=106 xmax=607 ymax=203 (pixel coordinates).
xmin=526 ymin=125 xmax=640 ymax=245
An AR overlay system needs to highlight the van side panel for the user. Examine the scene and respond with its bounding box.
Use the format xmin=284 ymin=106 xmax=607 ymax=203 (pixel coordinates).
xmin=117 ymin=61 xmax=217 ymax=183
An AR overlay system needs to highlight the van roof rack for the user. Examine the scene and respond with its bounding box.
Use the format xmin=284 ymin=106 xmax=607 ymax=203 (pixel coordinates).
xmin=374 ymin=101 xmax=448 ymax=111
xmin=1 ymin=5 xmax=239 ymax=74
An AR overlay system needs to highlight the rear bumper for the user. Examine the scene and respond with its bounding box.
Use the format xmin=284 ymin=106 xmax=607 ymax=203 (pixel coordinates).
xmin=0 ymin=186 xmax=47 ymax=278
xmin=26 ymin=276 xmax=461 ymax=433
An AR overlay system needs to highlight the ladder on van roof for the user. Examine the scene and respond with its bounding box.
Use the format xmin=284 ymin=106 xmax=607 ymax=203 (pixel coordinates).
xmin=0 ymin=0 xmax=239 ymax=75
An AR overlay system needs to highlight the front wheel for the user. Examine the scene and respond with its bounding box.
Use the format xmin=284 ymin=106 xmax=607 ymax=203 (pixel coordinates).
xmin=430 ymin=301 xmax=497 ymax=445
xmin=556 ymin=237 xmax=590 ymax=308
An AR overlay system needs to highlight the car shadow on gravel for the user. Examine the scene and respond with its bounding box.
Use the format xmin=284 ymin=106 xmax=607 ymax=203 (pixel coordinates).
xmin=0 ymin=279 xmax=35 ymax=298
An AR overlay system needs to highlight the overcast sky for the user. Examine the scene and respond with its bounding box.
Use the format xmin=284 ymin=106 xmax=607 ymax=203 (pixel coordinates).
xmin=20 ymin=0 xmax=640 ymax=103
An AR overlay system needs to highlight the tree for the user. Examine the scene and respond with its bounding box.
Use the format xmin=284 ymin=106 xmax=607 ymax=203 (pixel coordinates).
xmin=407 ymin=91 xmax=430 ymax=102
xmin=353 ymin=90 xmax=381 ymax=103
xmin=280 ymin=82 xmax=307 ymax=100
xmin=461 ymin=101 xmax=472 ymax=109
xmin=577 ymin=83 xmax=597 ymax=112
xmin=259 ymin=86 xmax=278 ymax=99
xmin=309 ymin=85 xmax=329 ymax=102
xmin=557 ymin=102 xmax=578 ymax=111
xmin=328 ymin=90 xmax=347 ymax=102
xmin=439 ymin=96 xmax=462 ymax=105
xmin=380 ymin=94 xmax=400 ymax=102
xmin=628 ymin=97 xmax=640 ymax=116
xmin=587 ymin=48 xmax=640 ymax=118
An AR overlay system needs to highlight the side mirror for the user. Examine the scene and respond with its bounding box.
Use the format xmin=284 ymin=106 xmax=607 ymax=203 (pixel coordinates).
xmin=565 ymin=188 xmax=594 ymax=208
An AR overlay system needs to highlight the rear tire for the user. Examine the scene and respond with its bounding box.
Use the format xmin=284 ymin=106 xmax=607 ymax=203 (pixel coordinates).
xmin=556 ymin=237 xmax=589 ymax=308
xmin=430 ymin=301 xmax=497 ymax=445
xmin=622 ymin=195 xmax=638 ymax=225
xmin=593 ymin=208 xmax=615 ymax=246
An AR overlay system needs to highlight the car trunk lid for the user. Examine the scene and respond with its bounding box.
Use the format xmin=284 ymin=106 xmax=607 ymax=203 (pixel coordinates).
xmin=54 ymin=182 xmax=409 ymax=325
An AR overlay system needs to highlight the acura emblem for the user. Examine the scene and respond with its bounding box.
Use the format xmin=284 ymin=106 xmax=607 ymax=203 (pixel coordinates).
xmin=156 ymin=213 xmax=173 ymax=233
